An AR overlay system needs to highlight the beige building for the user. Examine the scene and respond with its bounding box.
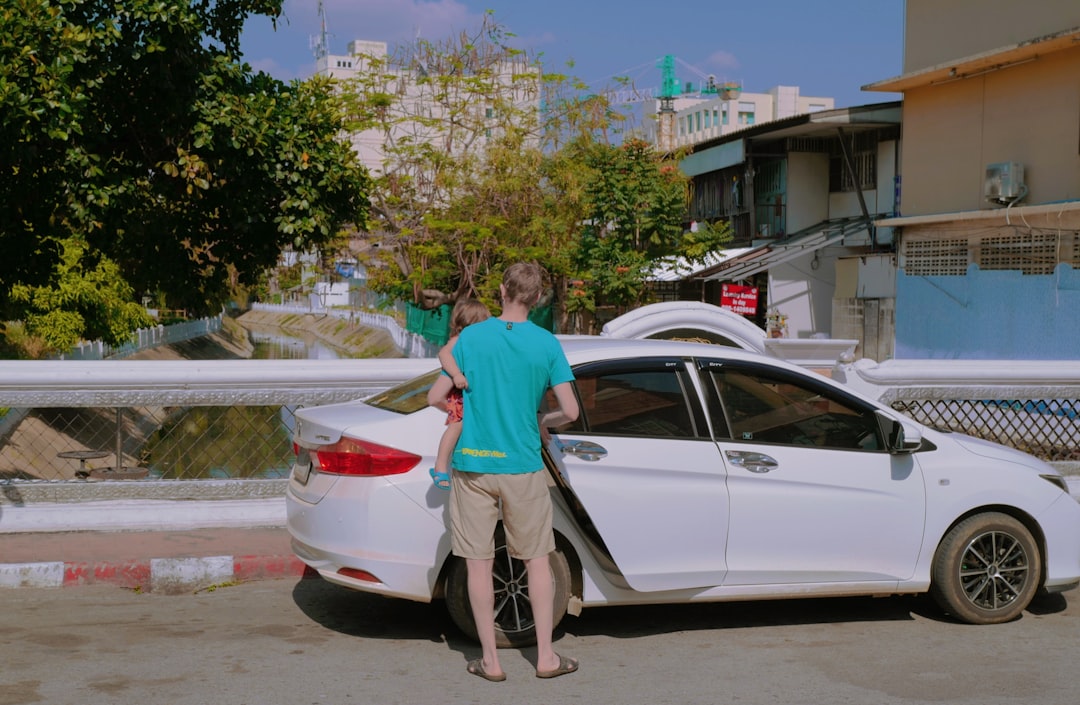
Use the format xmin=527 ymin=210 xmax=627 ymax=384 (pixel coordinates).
xmin=669 ymin=103 xmax=901 ymax=361
xmin=670 ymin=86 xmax=834 ymax=149
xmin=314 ymin=40 xmax=539 ymax=177
xmin=643 ymin=85 xmax=835 ymax=151
xmin=865 ymin=0 xmax=1080 ymax=359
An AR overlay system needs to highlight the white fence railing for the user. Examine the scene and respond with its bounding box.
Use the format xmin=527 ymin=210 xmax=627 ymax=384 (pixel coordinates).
xmin=0 ymin=359 xmax=436 ymax=408
xmin=59 ymin=314 xmax=225 ymax=360
xmin=1 ymin=356 xmax=1078 ymax=473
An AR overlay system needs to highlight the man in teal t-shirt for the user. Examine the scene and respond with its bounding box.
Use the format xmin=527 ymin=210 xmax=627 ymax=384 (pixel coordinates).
xmin=429 ymin=262 xmax=579 ymax=683
xmin=450 ymin=314 xmax=572 ymax=474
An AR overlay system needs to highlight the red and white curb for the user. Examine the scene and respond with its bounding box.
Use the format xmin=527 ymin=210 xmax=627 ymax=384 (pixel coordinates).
xmin=0 ymin=555 xmax=313 ymax=593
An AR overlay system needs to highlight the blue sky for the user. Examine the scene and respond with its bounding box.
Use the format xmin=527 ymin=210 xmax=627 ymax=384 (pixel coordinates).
xmin=240 ymin=0 xmax=905 ymax=108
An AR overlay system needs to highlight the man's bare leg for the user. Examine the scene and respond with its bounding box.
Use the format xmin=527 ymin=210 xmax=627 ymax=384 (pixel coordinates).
xmin=525 ymin=554 xmax=560 ymax=672
xmin=466 ymin=557 xmax=503 ymax=677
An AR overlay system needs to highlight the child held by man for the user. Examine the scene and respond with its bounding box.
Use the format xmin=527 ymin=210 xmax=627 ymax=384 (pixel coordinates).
xmin=427 ymin=298 xmax=490 ymax=489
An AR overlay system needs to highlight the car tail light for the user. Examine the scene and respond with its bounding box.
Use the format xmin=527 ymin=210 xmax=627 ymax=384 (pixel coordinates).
xmin=313 ymin=437 xmax=420 ymax=477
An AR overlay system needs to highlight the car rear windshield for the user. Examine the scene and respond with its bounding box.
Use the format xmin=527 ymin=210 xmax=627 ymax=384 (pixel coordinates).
xmin=364 ymin=369 xmax=441 ymax=414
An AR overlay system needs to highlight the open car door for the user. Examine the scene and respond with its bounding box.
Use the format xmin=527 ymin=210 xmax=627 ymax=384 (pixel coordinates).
xmin=545 ymin=357 xmax=730 ymax=593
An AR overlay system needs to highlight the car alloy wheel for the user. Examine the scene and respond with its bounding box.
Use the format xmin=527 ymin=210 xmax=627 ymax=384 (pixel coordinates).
xmin=930 ymin=512 xmax=1041 ymax=624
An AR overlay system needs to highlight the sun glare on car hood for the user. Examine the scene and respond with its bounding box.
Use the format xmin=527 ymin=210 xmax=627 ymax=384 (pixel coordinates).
xmin=951 ymin=432 xmax=1054 ymax=473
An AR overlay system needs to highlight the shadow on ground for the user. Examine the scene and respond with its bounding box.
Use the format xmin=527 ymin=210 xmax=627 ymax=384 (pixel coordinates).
xmin=291 ymin=574 xmax=1071 ymax=648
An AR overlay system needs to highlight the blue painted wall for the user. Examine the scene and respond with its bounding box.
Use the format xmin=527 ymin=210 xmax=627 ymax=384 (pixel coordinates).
xmin=895 ymin=263 xmax=1080 ymax=359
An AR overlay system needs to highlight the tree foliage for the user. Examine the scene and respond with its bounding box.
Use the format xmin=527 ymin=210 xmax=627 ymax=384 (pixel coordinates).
xmin=10 ymin=237 xmax=153 ymax=350
xmin=566 ymin=138 xmax=732 ymax=321
xmin=0 ymin=0 xmax=371 ymax=353
xmin=340 ymin=14 xmax=545 ymax=309
xmin=345 ymin=15 xmax=731 ymax=332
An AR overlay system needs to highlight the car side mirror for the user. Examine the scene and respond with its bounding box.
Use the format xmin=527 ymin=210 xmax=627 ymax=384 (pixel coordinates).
xmin=875 ymin=410 xmax=923 ymax=454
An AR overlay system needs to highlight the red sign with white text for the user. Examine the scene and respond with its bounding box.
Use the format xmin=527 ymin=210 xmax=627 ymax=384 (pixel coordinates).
xmin=721 ymin=284 xmax=759 ymax=316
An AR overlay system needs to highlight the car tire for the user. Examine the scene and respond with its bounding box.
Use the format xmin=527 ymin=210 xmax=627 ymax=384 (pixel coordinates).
xmin=445 ymin=525 xmax=572 ymax=649
xmin=930 ymin=512 xmax=1041 ymax=624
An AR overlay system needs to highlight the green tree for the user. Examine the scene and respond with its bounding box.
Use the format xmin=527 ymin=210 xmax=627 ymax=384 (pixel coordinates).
xmin=566 ymin=137 xmax=732 ymax=330
xmin=9 ymin=237 xmax=153 ymax=350
xmin=339 ymin=14 xmax=731 ymax=332
xmin=341 ymin=13 xmax=545 ymax=310
xmin=0 ymin=0 xmax=370 ymax=353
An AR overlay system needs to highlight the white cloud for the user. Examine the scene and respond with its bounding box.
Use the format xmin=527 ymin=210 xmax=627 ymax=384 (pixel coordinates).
xmin=705 ymin=50 xmax=740 ymax=72
xmin=305 ymin=0 xmax=481 ymax=48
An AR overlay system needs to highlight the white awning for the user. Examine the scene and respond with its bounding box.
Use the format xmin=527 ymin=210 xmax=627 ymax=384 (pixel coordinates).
xmin=700 ymin=219 xmax=870 ymax=282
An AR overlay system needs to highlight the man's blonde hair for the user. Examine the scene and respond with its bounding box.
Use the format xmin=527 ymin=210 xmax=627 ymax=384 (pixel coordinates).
xmin=502 ymin=262 xmax=546 ymax=308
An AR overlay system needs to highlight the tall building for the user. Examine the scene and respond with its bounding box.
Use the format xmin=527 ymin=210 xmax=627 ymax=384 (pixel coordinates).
xmin=865 ymin=0 xmax=1080 ymax=359
xmin=313 ymin=39 xmax=540 ymax=177
xmin=659 ymin=85 xmax=834 ymax=150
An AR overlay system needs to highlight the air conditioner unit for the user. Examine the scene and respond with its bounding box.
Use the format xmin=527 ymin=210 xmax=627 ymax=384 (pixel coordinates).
xmin=984 ymin=161 xmax=1026 ymax=204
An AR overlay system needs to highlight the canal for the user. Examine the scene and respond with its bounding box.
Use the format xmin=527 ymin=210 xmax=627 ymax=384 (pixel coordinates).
xmin=140 ymin=326 xmax=364 ymax=480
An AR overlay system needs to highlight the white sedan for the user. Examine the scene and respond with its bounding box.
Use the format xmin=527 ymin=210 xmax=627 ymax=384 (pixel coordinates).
xmin=285 ymin=337 xmax=1080 ymax=647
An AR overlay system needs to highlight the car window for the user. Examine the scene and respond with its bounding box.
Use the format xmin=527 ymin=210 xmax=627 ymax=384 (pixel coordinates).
xmin=365 ymin=370 xmax=441 ymax=414
xmin=703 ymin=364 xmax=882 ymax=451
xmin=554 ymin=361 xmax=697 ymax=438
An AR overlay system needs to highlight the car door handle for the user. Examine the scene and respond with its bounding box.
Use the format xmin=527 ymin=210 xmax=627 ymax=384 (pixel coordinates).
xmin=555 ymin=439 xmax=608 ymax=462
xmin=725 ymin=450 xmax=778 ymax=473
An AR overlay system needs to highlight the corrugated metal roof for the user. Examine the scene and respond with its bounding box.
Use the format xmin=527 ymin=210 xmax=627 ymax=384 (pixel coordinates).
xmin=647 ymin=248 xmax=755 ymax=282
xmin=699 ymin=218 xmax=870 ymax=282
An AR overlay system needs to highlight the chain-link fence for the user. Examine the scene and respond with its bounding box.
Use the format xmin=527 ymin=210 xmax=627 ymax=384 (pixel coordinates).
xmin=0 ymin=357 xmax=437 ymax=483
xmin=1 ymin=405 xmax=297 ymax=481
xmin=5 ymin=394 xmax=1078 ymax=483
xmin=890 ymin=398 xmax=1080 ymax=462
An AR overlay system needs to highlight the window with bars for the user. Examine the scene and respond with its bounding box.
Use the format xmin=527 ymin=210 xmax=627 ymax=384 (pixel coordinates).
xmin=829 ymin=131 xmax=879 ymax=193
xmin=901 ymin=236 xmax=970 ymax=276
xmin=979 ymin=232 xmax=1063 ymax=275
xmin=829 ymin=149 xmax=876 ymax=192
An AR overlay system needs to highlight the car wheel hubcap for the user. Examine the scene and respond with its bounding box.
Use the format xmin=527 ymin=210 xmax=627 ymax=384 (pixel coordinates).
xmin=492 ymin=548 xmax=531 ymax=635
xmin=959 ymin=530 xmax=1029 ymax=611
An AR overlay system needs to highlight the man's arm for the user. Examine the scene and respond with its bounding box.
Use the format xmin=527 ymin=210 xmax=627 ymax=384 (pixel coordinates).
xmin=539 ymin=381 xmax=579 ymax=430
xmin=427 ymin=373 xmax=455 ymax=412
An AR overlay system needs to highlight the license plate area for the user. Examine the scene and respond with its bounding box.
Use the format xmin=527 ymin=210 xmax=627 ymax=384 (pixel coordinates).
xmin=293 ymin=449 xmax=313 ymax=486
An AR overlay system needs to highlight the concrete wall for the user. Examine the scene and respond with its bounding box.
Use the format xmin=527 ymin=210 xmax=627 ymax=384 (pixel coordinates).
xmin=903 ymin=0 xmax=1080 ymax=73
xmin=899 ymin=46 xmax=1080 ymax=216
xmin=770 ymin=153 xmax=828 ymax=338
xmin=786 ymin=152 xmax=830 ymax=231
xmin=770 ymin=253 xmax=838 ymax=339
xmin=895 ymin=264 xmax=1080 ymax=359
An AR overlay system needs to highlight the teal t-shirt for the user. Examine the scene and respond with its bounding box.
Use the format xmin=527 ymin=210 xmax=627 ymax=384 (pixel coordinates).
xmin=450 ymin=317 xmax=574 ymax=474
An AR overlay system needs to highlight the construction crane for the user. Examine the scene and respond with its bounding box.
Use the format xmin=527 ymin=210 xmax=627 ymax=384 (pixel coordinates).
xmin=606 ymin=55 xmax=741 ymax=151
xmin=604 ymin=55 xmax=741 ymax=105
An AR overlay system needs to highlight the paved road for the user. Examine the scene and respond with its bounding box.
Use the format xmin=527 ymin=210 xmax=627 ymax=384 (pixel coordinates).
xmin=2 ymin=576 xmax=1078 ymax=705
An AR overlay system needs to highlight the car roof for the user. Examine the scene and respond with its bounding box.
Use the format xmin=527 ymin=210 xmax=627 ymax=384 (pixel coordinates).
xmin=554 ymin=334 xmax=878 ymax=407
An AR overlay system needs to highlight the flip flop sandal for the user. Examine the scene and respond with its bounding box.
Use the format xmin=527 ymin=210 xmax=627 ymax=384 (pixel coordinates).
xmin=467 ymin=658 xmax=506 ymax=682
xmin=536 ymin=653 xmax=578 ymax=679
xmin=429 ymin=468 xmax=451 ymax=490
